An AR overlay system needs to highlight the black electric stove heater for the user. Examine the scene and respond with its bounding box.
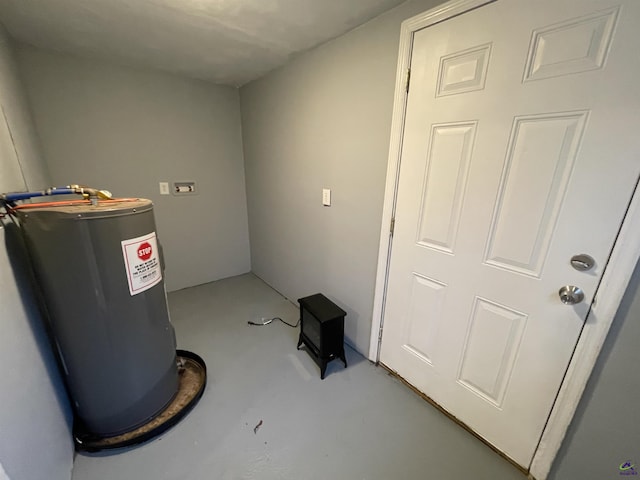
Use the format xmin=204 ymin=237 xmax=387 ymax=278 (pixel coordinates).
xmin=297 ymin=293 xmax=347 ymax=379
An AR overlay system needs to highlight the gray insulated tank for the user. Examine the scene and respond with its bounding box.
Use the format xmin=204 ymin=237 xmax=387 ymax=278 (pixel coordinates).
xmin=15 ymin=199 xmax=179 ymax=437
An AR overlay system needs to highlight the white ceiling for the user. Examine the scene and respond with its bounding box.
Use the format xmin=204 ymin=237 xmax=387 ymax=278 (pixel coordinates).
xmin=0 ymin=0 xmax=407 ymax=86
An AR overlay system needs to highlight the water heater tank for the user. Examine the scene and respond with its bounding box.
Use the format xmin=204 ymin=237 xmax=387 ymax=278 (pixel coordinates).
xmin=15 ymin=199 xmax=179 ymax=437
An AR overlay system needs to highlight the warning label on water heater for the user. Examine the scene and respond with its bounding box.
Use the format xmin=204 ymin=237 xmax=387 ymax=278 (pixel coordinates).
xmin=121 ymin=232 xmax=162 ymax=296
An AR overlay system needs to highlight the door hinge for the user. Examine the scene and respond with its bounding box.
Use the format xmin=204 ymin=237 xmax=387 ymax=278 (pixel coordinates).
xmin=378 ymin=326 xmax=384 ymax=342
xmin=405 ymin=68 xmax=411 ymax=93
xmin=390 ymin=217 xmax=395 ymax=236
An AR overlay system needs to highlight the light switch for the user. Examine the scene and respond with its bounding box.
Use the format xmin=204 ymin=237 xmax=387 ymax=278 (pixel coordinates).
xmin=159 ymin=182 xmax=170 ymax=195
xmin=322 ymin=188 xmax=331 ymax=206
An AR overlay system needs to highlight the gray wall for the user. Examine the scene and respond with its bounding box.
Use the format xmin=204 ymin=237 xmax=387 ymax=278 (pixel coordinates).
xmin=5 ymin=2 xmax=637 ymax=477
xmin=241 ymin=0 xmax=640 ymax=474
xmin=240 ymin=0 xmax=442 ymax=353
xmin=0 ymin=26 xmax=73 ymax=480
xmin=549 ymin=259 xmax=640 ymax=479
xmin=16 ymin=45 xmax=251 ymax=292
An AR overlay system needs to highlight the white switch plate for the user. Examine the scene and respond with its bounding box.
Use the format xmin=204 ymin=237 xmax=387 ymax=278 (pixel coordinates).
xmin=159 ymin=182 xmax=170 ymax=195
xmin=322 ymin=188 xmax=331 ymax=206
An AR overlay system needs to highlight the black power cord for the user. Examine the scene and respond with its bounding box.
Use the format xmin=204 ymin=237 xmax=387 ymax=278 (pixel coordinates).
xmin=247 ymin=317 xmax=299 ymax=328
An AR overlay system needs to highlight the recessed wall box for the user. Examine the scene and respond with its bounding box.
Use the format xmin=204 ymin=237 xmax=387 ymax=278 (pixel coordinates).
xmin=173 ymin=182 xmax=196 ymax=195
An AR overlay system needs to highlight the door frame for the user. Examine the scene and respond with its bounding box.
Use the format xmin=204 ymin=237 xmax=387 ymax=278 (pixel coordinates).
xmin=368 ymin=0 xmax=640 ymax=478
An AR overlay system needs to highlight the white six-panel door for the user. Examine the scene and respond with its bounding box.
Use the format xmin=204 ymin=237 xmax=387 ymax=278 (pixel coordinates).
xmin=380 ymin=0 xmax=640 ymax=468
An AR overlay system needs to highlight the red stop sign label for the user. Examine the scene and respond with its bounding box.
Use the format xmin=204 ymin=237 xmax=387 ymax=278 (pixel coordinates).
xmin=137 ymin=242 xmax=153 ymax=261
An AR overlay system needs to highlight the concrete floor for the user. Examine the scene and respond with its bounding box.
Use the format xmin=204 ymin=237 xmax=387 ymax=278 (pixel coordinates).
xmin=71 ymin=274 xmax=526 ymax=480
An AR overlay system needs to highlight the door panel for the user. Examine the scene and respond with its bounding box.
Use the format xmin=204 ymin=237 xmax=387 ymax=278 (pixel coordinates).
xmin=403 ymin=273 xmax=447 ymax=366
xmin=380 ymin=0 xmax=640 ymax=468
xmin=416 ymin=121 xmax=476 ymax=253
xmin=485 ymin=112 xmax=588 ymax=277
xmin=457 ymin=297 xmax=527 ymax=409
xmin=523 ymin=7 xmax=619 ymax=82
